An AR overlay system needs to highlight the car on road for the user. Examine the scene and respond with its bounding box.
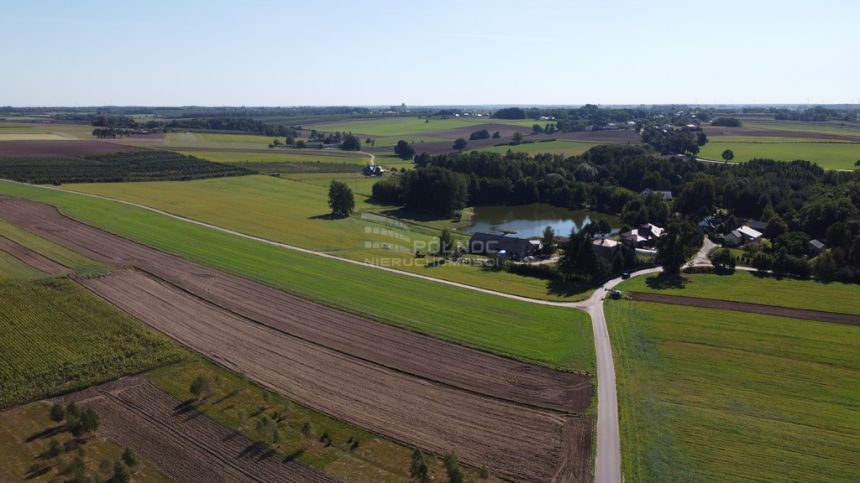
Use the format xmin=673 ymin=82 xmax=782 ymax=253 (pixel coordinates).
xmin=621 ymin=271 xmax=631 ymax=279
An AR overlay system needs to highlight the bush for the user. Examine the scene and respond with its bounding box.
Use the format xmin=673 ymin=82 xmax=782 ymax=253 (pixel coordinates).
xmin=444 ymin=453 xmax=465 ymax=483
xmin=190 ymin=375 xmax=211 ymax=399
xmin=110 ymin=461 xmax=130 ymax=483
xmin=45 ymin=438 xmax=63 ymax=458
xmin=506 ymin=263 xmax=560 ymax=281
xmin=121 ymin=447 xmax=137 ymax=467
xmin=50 ymin=403 xmax=66 ymax=422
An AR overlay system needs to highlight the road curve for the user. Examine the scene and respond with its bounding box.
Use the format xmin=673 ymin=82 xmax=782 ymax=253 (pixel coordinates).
xmin=2 ymin=179 xmax=675 ymax=482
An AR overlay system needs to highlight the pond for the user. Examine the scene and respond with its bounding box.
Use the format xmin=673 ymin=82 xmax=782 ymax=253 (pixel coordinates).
xmin=467 ymin=203 xmax=619 ymax=239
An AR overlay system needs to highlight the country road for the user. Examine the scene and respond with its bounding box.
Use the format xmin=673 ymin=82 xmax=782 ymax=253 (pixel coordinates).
xmin=4 ymin=179 xmax=710 ymax=483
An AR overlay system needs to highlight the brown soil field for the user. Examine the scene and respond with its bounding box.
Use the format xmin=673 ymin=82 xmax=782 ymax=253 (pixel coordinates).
xmin=0 ymin=196 xmax=593 ymax=481
xmin=82 ymin=270 xmax=588 ymax=481
xmin=553 ymin=130 xmax=641 ymax=143
xmin=629 ymin=292 xmax=860 ymax=326
xmin=0 ymin=235 xmax=69 ymax=274
xmin=59 ymin=377 xmax=332 ymax=483
xmin=703 ymin=126 xmax=860 ymax=142
xmin=0 ymin=140 xmax=143 ymax=158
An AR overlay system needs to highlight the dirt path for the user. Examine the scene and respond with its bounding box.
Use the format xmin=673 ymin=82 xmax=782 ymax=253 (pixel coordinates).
xmin=0 ymin=235 xmax=69 ymax=274
xmin=629 ymin=292 xmax=860 ymax=325
xmin=60 ymin=377 xmax=333 ymax=483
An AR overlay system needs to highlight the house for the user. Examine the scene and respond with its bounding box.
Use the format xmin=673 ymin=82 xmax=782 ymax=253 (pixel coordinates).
xmin=621 ymin=223 xmax=665 ymax=248
xmin=808 ymin=239 xmax=825 ymax=256
xmin=468 ymin=233 xmax=537 ymax=260
xmin=592 ymin=238 xmax=620 ymax=259
xmin=698 ymin=214 xmax=720 ymax=233
xmin=362 ymin=164 xmax=385 ymax=176
xmin=640 ymin=188 xmax=673 ymax=200
xmin=748 ymin=219 xmax=768 ymax=233
xmin=725 ymin=225 xmax=763 ymax=247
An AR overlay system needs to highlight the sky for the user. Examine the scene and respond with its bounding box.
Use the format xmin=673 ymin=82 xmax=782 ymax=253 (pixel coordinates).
xmin=1 ymin=0 xmax=858 ymax=106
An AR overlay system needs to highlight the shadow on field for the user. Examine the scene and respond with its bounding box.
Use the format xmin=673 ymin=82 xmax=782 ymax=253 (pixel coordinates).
xmin=644 ymin=274 xmax=687 ymax=290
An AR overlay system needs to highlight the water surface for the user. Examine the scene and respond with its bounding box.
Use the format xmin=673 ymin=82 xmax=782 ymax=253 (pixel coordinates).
xmin=467 ymin=203 xmax=619 ymax=238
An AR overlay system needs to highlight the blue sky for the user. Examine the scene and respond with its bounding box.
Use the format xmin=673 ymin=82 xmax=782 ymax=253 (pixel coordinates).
xmin=1 ymin=0 xmax=857 ymax=106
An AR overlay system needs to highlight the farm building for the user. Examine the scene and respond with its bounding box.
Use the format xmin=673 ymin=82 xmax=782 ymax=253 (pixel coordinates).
xmin=747 ymin=219 xmax=769 ymax=232
xmin=469 ymin=232 xmax=537 ymax=260
xmin=592 ymin=238 xmax=620 ymax=258
xmin=725 ymin=225 xmax=763 ymax=247
xmin=621 ymin=223 xmax=665 ymax=248
xmin=697 ymin=214 xmax=720 ymax=233
xmin=808 ymin=239 xmax=826 ymax=256
xmin=640 ymin=188 xmax=673 ymax=200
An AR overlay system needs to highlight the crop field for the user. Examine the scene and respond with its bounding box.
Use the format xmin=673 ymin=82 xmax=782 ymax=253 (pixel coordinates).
xmin=163 ymin=132 xmax=278 ymax=149
xmin=0 ymin=250 xmax=44 ymax=281
xmin=65 ymin=174 xmax=591 ymax=301
xmin=0 ymin=219 xmax=108 ymax=276
xmin=742 ymin=120 xmax=860 ymax=136
xmin=606 ymin=300 xmax=860 ymax=482
xmin=700 ymin=137 xmax=860 ymax=170
xmin=306 ymin=116 xmax=537 ymax=137
xmin=0 ymin=278 xmax=186 ymax=407
xmin=0 ymin=183 xmax=594 ymax=371
xmin=0 ymin=150 xmax=253 ymax=184
xmin=620 ymin=271 xmax=860 ymax=315
xmin=474 ymin=139 xmax=601 ymax=156
xmin=0 ymin=401 xmax=169 ymax=482
xmin=0 ymin=121 xmax=94 ymax=140
xmin=178 ymin=150 xmax=370 ymax=165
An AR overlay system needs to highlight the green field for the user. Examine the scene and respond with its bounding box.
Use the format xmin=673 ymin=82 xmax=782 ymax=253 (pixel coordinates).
xmin=179 ymin=150 xmax=370 ymax=165
xmin=742 ymin=120 xmax=860 ymax=136
xmin=701 ymin=137 xmax=860 ymax=170
xmin=0 ymin=180 xmax=594 ymax=372
xmin=0 ymin=278 xmax=186 ymax=407
xmin=0 ymin=220 xmax=109 ymax=276
xmin=607 ymin=300 xmax=860 ymax=482
xmin=0 ymin=401 xmax=169 ymax=482
xmin=147 ymin=359 xmax=489 ymax=482
xmin=0 ymin=251 xmax=45 ymax=281
xmin=620 ymin=271 xmax=860 ymax=315
xmin=306 ymin=116 xmax=536 ymax=137
xmin=473 ymin=140 xmax=601 ymax=157
xmin=0 ymin=121 xmax=93 ymax=140
xmin=66 ymin=175 xmax=592 ymax=301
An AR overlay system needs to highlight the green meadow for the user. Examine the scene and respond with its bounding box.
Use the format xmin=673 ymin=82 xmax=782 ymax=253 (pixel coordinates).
xmin=0 ymin=180 xmax=595 ymax=372
xmin=620 ymin=271 xmax=860 ymax=315
xmin=306 ymin=116 xmax=536 ymax=137
xmin=607 ymin=300 xmax=860 ymax=482
xmin=66 ymin=175 xmax=591 ymax=301
xmin=742 ymin=120 xmax=860 ymax=136
xmin=701 ymin=136 xmax=860 ymax=169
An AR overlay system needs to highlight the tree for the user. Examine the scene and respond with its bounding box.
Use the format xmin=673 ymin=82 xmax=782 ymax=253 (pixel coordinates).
xmin=110 ymin=460 xmax=130 ymax=483
xmin=50 ymin=403 xmax=66 ymax=423
xmin=122 ymin=447 xmax=137 ymax=467
xmin=855 ymin=159 xmax=860 ymax=167
xmin=558 ymin=231 xmax=609 ymax=282
xmin=721 ymin=149 xmax=734 ymax=162
xmin=469 ymin=129 xmax=490 ymax=140
xmin=328 ymin=180 xmax=355 ymax=218
xmin=532 ymin=123 xmax=544 ymax=134
xmin=765 ymin=215 xmax=788 ymax=239
xmin=656 ymin=220 xmax=699 ymax=276
xmin=394 ymin=140 xmax=415 ymax=160
xmin=511 ymin=132 xmax=523 ymax=145
xmin=492 ymin=131 xmax=500 ymax=139
xmin=452 ymin=138 xmax=468 ymax=151
xmin=190 ymin=375 xmax=211 ymax=400
xmin=711 ymin=248 xmax=736 ymax=273
xmin=439 ymin=228 xmax=452 ymax=255
xmin=410 ymin=449 xmax=428 ymax=482
xmin=69 ymin=407 xmax=100 ymax=438
xmin=541 ymin=226 xmax=556 ymax=255
xmin=341 ymin=134 xmax=362 ymax=151
xmin=443 ymin=453 xmax=465 ymax=483
xmin=401 ymin=167 xmax=467 ymax=216
xmin=675 ymin=175 xmax=717 ymax=217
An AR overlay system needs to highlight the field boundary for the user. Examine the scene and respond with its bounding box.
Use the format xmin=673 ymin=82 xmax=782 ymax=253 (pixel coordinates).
xmin=628 ymin=292 xmax=860 ymax=325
